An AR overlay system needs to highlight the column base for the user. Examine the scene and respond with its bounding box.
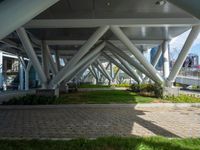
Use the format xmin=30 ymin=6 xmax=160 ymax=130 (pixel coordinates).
xmin=163 ymin=87 xmax=180 ymax=97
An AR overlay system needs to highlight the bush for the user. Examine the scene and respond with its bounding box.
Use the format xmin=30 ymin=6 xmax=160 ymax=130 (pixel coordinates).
xmin=2 ymin=95 xmax=56 ymax=105
xmin=164 ymin=94 xmax=200 ymax=103
xmin=131 ymin=83 xmax=163 ymax=98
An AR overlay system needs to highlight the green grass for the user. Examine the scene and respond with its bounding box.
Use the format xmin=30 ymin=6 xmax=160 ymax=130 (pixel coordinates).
xmin=57 ymin=90 xmax=156 ymax=104
xmin=0 ymin=136 xmax=200 ymax=150
xmin=164 ymin=94 xmax=200 ymax=103
xmin=78 ymin=84 xmax=111 ymax=88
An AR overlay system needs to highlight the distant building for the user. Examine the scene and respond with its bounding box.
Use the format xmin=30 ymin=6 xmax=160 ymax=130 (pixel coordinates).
xmin=183 ymin=53 xmax=199 ymax=68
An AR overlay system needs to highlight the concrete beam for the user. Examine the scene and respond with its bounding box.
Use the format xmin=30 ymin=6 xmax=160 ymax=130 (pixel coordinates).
xmin=24 ymin=18 xmax=200 ymax=28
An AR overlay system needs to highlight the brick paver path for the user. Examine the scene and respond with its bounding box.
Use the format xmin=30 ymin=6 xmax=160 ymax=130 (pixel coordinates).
xmin=0 ymin=105 xmax=199 ymax=139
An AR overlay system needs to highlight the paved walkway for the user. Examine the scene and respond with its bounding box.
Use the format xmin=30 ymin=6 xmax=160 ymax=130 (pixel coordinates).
xmin=0 ymin=104 xmax=199 ymax=139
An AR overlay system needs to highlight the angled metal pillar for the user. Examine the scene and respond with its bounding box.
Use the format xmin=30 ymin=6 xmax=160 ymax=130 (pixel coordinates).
xmin=41 ymin=41 xmax=50 ymax=80
xmin=106 ymin=41 xmax=157 ymax=82
xmin=0 ymin=51 xmax=3 ymax=88
xmin=49 ymin=42 xmax=105 ymax=89
xmin=55 ymin=50 xmax=61 ymax=71
xmin=25 ymin=61 xmax=32 ymax=91
xmin=42 ymin=41 xmax=58 ymax=76
xmin=89 ymin=67 xmax=98 ymax=82
xmin=49 ymin=26 xmax=109 ymax=88
xmin=167 ymin=26 xmax=200 ymax=86
xmin=60 ymin=53 xmax=101 ymax=86
xmin=90 ymin=65 xmax=99 ymax=83
xmin=162 ymin=40 xmax=170 ymax=79
xmin=112 ymin=52 xmax=142 ymax=83
xmin=110 ymin=26 xmax=164 ymax=84
xmin=114 ymin=68 xmax=120 ymax=80
xmin=102 ymin=52 xmax=137 ymax=80
xmin=93 ymin=62 xmax=110 ymax=81
xmin=96 ymin=59 xmax=112 ymax=81
xmin=16 ymin=27 xmax=47 ymax=88
xmin=19 ymin=60 xmax=24 ymax=90
xmin=0 ymin=0 xmax=60 ymax=40
xmin=152 ymin=45 xmax=163 ymax=67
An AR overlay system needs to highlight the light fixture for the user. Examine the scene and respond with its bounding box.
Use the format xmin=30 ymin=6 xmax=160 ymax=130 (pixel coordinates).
xmin=155 ymin=0 xmax=166 ymax=6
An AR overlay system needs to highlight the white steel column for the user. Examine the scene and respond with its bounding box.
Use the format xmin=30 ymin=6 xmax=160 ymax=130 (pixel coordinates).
xmin=162 ymin=40 xmax=170 ymax=79
xmin=106 ymin=42 xmax=156 ymax=82
xmin=113 ymin=53 xmax=142 ymax=83
xmin=55 ymin=50 xmax=60 ymax=71
xmin=96 ymin=60 xmax=112 ymax=81
xmin=167 ymin=26 xmax=200 ymax=86
xmin=0 ymin=51 xmax=3 ymax=88
xmin=102 ymin=52 xmax=136 ymax=80
xmin=19 ymin=61 xmax=24 ymax=90
xmin=152 ymin=45 xmax=163 ymax=67
xmin=93 ymin=63 xmax=110 ymax=81
xmin=49 ymin=42 xmax=105 ymax=89
xmin=49 ymin=26 xmax=109 ymax=88
xmin=0 ymin=0 xmax=60 ymax=40
xmin=25 ymin=61 xmax=32 ymax=91
xmin=42 ymin=41 xmax=50 ymax=80
xmin=16 ymin=28 xmax=47 ymax=88
xmin=110 ymin=26 xmax=164 ymax=84
xmin=43 ymin=42 xmax=58 ymax=75
xmin=60 ymin=53 xmax=101 ymax=86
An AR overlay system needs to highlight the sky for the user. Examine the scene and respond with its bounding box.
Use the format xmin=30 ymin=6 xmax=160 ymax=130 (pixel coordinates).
xmin=170 ymin=29 xmax=200 ymax=61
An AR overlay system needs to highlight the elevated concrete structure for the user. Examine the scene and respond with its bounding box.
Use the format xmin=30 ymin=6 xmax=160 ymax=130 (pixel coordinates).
xmin=0 ymin=0 xmax=200 ymax=95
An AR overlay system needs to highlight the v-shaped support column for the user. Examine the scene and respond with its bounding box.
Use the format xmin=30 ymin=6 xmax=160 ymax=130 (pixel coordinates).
xmin=49 ymin=26 xmax=109 ymax=89
xmin=110 ymin=26 xmax=164 ymax=84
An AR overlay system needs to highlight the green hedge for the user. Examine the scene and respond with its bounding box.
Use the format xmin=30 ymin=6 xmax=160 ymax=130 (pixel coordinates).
xmin=2 ymin=95 xmax=57 ymax=105
xmin=131 ymin=83 xmax=163 ymax=98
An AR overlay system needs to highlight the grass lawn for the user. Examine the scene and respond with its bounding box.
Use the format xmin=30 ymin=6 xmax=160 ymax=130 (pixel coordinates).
xmin=57 ymin=90 xmax=156 ymax=104
xmin=78 ymin=84 xmax=111 ymax=88
xmin=0 ymin=136 xmax=200 ymax=150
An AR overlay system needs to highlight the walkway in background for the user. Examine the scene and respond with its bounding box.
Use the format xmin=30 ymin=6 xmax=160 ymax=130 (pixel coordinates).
xmin=0 ymin=104 xmax=199 ymax=139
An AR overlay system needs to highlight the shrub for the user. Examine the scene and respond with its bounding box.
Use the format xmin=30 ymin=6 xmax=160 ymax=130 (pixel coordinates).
xmin=164 ymin=94 xmax=200 ymax=103
xmin=131 ymin=83 xmax=163 ymax=98
xmin=2 ymin=95 xmax=56 ymax=105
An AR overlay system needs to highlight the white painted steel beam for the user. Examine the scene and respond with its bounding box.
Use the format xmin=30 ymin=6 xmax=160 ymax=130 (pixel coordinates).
xmin=151 ymin=45 xmax=163 ymax=67
xmin=110 ymin=26 xmax=164 ymax=84
xmin=93 ymin=63 xmax=110 ymax=81
xmin=0 ymin=51 xmax=3 ymax=88
xmin=42 ymin=41 xmax=58 ymax=75
xmin=16 ymin=28 xmax=47 ymax=87
xmin=112 ymin=53 xmax=142 ymax=83
xmin=106 ymin=41 xmax=156 ymax=82
xmin=25 ymin=61 xmax=32 ymax=91
xmin=49 ymin=42 xmax=106 ymax=89
xmin=167 ymin=25 xmax=200 ymax=86
xmin=42 ymin=41 xmax=50 ymax=80
xmin=0 ymin=0 xmax=60 ymax=40
xmin=162 ymin=40 xmax=170 ymax=79
xmin=102 ymin=52 xmax=136 ymax=80
xmin=25 ymin=18 xmax=200 ymax=28
xmin=46 ymin=40 xmax=162 ymax=46
xmin=60 ymin=53 xmax=101 ymax=86
xmin=96 ymin=59 xmax=112 ymax=81
xmin=49 ymin=26 xmax=109 ymax=88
